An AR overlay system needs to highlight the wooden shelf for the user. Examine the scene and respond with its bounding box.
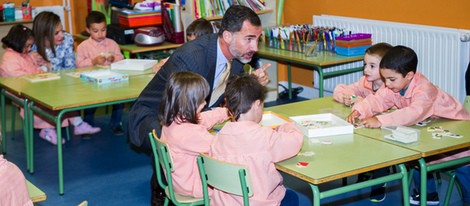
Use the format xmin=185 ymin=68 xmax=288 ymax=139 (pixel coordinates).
xmin=205 ymin=9 xmax=273 ymax=21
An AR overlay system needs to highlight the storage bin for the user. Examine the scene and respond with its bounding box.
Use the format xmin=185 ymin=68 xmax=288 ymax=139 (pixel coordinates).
xmin=336 ymin=45 xmax=370 ymax=56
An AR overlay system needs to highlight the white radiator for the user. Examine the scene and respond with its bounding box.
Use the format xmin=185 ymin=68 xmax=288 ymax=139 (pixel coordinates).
xmin=313 ymin=15 xmax=470 ymax=102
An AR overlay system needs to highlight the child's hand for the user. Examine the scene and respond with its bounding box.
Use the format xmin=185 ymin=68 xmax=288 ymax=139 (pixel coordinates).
xmin=106 ymin=55 xmax=115 ymax=63
xmin=360 ymin=117 xmax=381 ymax=128
xmin=347 ymin=110 xmax=360 ymax=124
xmin=93 ymin=56 xmax=106 ymax=66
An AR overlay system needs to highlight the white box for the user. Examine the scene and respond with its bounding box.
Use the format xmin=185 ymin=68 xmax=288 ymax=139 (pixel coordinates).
xmin=80 ymin=70 xmax=129 ymax=84
xmin=110 ymin=59 xmax=158 ymax=71
xmin=260 ymin=111 xmax=290 ymax=128
xmin=381 ymin=126 xmax=419 ymax=144
xmin=289 ymin=113 xmax=353 ymax=137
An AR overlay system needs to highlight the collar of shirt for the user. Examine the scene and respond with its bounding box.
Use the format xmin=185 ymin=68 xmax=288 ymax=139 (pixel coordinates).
xmin=214 ymin=39 xmax=229 ymax=89
xmin=89 ymin=37 xmax=108 ymax=47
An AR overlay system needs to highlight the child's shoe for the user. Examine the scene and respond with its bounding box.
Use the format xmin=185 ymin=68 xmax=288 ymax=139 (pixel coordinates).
xmin=74 ymin=122 xmax=101 ymax=136
xmin=111 ymin=123 xmax=124 ymax=136
xmin=410 ymin=190 xmax=439 ymax=205
xmin=369 ymin=183 xmax=386 ymax=202
xmin=39 ymin=128 xmax=65 ymax=145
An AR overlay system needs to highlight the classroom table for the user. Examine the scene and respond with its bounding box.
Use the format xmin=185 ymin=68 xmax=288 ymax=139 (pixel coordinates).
xmin=355 ymin=119 xmax=470 ymax=206
xmin=73 ymin=33 xmax=182 ymax=59
xmin=0 ymin=67 xmax=154 ymax=195
xmin=267 ymin=97 xmax=470 ymax=206
xmin=257 ymin=45 xmax=364 ymax=98
xmin=266 ymin=102 xmax=420 ymax=205
xmin=0 ymin=67 xmax=151 ymax=170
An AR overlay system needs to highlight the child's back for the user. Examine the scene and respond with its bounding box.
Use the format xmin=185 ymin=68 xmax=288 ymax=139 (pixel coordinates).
xmin=210 ymin=74 xmax=303 ymax=205
xmin=211 ymin=121 xmax=303 ymax=205
xmin=158 ymin=71 xmax=229 ymax=198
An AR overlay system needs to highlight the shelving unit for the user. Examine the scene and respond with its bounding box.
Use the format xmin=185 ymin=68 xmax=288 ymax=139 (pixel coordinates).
xmin=204 ymin=9 xmax=274 ymax=21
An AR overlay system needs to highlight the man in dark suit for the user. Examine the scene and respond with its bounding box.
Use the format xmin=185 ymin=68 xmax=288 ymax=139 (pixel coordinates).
xmin=128 ymin=5 xmax=270 ymax=206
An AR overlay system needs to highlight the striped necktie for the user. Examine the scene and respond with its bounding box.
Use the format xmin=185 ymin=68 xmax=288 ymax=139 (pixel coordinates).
xmin=209 ymin=61 xmax=231 ymax=106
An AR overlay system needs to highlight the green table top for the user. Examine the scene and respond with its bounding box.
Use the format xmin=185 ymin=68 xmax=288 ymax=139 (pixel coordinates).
xmin=257 ymin=45 xmax=363 ymax=67
xmin=265 ymin=96 xmax=352 ymax=118
xmin=20 ymin=74 xmax=153 ymax=110
xmin=274 ymin=133 xmax=420 ymax=184
xmin=355 ymin=119 xmax=470 ymax=158
xmin=265 ymin=97 xmax=420 ymax=184
xmin=266 ymin=96 xmax=470 ymax=158
xmin=0 ymin=67 xmax=153 ymax=97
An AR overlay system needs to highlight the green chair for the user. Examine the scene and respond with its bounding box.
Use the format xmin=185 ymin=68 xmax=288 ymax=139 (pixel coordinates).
xmin=197 ymin=153 xmax=253 ymax=206
xmin=148 ymin=130 xmax=204 ymax=206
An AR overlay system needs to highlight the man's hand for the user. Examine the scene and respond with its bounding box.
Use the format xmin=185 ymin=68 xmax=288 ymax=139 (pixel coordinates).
xmin=252 ymin=63 xmax=271 ymax=86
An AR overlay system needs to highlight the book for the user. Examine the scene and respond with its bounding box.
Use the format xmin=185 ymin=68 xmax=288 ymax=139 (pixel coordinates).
xmin=22 ymin=72 xmax=61 ymax=82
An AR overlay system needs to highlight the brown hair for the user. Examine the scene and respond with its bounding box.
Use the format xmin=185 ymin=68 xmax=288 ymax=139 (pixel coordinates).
xmin=32 ymin=11 xmax=61 ymax=61
xmin=224 ymin=73 xmax=266 ymax=121
xmin=159 ymin=71 xmax=210 ymax=126
xmin=365 ymin=42 xmax=393 ymax=58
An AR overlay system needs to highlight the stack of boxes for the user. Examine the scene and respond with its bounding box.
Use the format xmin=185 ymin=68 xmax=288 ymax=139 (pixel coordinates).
xmin=335 ymin=33 xmax=372 ymax=56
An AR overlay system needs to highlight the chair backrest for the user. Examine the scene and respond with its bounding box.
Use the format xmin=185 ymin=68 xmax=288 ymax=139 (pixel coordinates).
xmin=149 ymin=130 xmax=204 ymax=206
xmin=464 ymin=96 xmax=470 ymax=113
xmin=197 ymin=153 xmax=253 ymax=206
xmin=149 ymin=130 xmax=177 ymax=199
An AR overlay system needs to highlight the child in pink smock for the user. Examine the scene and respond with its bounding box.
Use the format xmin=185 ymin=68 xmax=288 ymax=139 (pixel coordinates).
xmin=0 ymin=155 xmax=33 ymax=206
xmin=210 ymin=74 xmax=304 ymax=206
xmin=0 ymin=24 xmax=100 ymax=145
xmin=333 ymin=42 xmax=392 ymax=106
xmin=158 ymin=71 xmax=229 ymax=198
xmin=76 ymin=11 xmax=125 ymax=135
xmin=347 ymin=45 xmax=470 ymax=205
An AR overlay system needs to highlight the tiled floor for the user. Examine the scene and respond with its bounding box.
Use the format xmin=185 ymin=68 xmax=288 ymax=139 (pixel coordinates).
xmin=1 ymin=103 xmax=466 ymax=206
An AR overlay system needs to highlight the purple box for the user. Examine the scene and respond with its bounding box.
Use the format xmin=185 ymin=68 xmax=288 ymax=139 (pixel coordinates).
xmin=336 ymin=33 xmax=372 ymax=41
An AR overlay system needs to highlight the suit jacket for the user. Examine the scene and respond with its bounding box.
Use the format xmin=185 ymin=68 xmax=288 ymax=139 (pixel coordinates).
xmin=128 ymin=34 xmax=244 ymax=147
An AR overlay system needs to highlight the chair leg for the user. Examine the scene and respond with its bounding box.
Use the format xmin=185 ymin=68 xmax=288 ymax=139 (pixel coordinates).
xmin=436 ymin=171 xmax=442 ymax=184
xmin=66 ymin=126 xmax=70 ymax=141
xmin=11 ymin=106 xmax=16 ymax=139
xmin=443 ymin=171 xmax=456 ymax=206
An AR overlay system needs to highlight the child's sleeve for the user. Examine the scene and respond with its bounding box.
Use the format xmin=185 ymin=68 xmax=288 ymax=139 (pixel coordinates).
xmin=75 ymin=42 xmax=93 ymax=68
xmin=267 ymin=122 xmax=304 ymax=162
xmin=198 ymin=107 xmax=229 ymax=129
xmin=333 ymin=77 xmax=368 ymax=103
xmin=111 ymin=40 xmax=124 ymax=62
xmin=376 ymin=85 xmax=437 ymax=126
xmin=352 ymin=88 xmax=396 ymax=119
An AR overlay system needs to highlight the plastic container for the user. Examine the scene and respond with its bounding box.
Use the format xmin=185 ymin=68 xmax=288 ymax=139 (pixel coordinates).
xmin=336 ymin=45 xmax=371 ymax=56
xmin=3 ymin=3 xmax=15 ymax=22
xmin=336 ymin=33 xmax=372 ymax=41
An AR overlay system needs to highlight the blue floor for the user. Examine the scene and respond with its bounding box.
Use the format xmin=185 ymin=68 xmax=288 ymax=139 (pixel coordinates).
xmin=1 ymin=101 xmax=466 ymax=206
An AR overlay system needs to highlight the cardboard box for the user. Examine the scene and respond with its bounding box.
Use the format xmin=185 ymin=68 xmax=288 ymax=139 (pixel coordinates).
xmin=80 ymin=70 xmax=129 ymax=85
xmin=290 ymin=113 xmax=353 ymax=137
